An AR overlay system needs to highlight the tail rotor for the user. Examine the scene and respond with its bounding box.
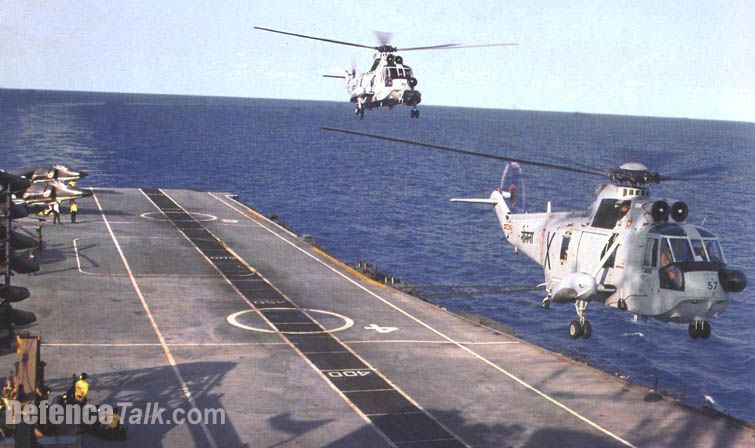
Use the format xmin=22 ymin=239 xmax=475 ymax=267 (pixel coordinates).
xmin=500 ymin=162 xmax=525 ymax=211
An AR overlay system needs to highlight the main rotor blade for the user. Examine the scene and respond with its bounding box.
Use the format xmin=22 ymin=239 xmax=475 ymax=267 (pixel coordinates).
xmin=399 ymin=43 xmax=463 ymax=51
xmin=659 ymin=163 xmax=728 ymax=182
xmin=321 ymin=127 xmax=608 ymax=177
xmin=254 ymin=27 xmax=375 ymax=50
xmin=401 ymin=42 xmax=519 ymax=51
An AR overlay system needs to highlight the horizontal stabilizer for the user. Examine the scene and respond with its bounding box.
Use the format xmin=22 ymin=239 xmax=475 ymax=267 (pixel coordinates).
xmin=450 ymin=198 xmax=499 ymax=204
xmin=323 ymin=74 xmax=346 ymax=79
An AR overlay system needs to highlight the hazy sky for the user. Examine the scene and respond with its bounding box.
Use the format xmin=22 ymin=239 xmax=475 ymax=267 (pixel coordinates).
xmin=2 ymin=0 xmax=753 ymax=121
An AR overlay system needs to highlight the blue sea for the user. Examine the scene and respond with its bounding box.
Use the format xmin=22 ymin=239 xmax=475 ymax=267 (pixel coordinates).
xmin=1 ymin=89 xmax=753 ymax=421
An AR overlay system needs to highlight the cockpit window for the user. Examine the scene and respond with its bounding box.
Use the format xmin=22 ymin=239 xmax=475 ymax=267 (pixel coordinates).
xmin=659 ymin=238 xmax=673 ymax=268
xmin=643 ymin=238 xmax=658 ymax=268
xmin=654 ymin=234 xmax=724 ymax=290
xmin=591 ymin=199 xmax=621 ymax=229
xmin=704 ymin=239 xmax=724 ymax=264
xmin=649 ymin=223 xmax=687 ymax=236
xmin=669 ymin=238 xmax=694 ymax=263
xmin=690 ymin=239 xmax=707 ymax=261
xmin=384 ymin=67 xmax=409 ymax=80
xmin=653 ymin=235 xmax=724 ymax=268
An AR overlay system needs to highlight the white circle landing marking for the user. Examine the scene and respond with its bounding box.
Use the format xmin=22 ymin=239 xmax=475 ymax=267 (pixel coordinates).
xmin=227 ymin=308 xmax=354 ymax=334
xmin=140 ymin=211 xmax=218 ymax=222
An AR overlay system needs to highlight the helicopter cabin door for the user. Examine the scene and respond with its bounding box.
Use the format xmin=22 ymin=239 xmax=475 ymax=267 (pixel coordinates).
xmin=576 ymin=231 xmax=610 ymax=276
xmin=640 ymin=236 xmax=660 ymax=296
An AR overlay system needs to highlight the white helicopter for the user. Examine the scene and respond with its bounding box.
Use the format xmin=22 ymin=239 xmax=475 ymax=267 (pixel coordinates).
xmin=322 ymin=128 xmax=747 ymax=340
xmin=255 ymin=27 xmax=517 ymax=119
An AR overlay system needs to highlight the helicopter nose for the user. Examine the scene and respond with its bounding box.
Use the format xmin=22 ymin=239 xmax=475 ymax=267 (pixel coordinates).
xmin=719 ymin=268 xmax=747 ymax=292
xmin=402 ymin=89 xmax=421 ymax=105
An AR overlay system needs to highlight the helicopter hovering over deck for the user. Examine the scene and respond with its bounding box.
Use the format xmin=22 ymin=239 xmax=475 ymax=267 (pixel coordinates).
xmin=254 ymin=27 xmax=517 ymax=119
xmin=322 ymin=127 xmax=747 ymax=340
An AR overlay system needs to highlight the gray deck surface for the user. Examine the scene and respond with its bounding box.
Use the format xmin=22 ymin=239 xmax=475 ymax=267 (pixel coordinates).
xmin=4 ymin=188 xmax=752 ymax=447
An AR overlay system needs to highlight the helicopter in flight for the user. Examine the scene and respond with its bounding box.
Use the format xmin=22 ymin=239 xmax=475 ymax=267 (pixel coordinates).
xmin=322 ymin=127 xmax=747 ymax=340
xmin=254 ymin=27 xmax=517 ymax=119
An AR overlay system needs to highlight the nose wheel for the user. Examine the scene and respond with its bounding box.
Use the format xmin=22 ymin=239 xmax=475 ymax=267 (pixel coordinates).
xmin=354 ymin=106 xmax=365 ymax=120
xmin=410 ymin=108 xmax=420 ymax=119
xmin=688 ymin=320 xmax=711 ymax=339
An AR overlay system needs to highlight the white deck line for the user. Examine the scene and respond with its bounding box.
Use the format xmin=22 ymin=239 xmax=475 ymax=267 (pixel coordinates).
xmin=91 ymin=191 xmax=219 ymax=448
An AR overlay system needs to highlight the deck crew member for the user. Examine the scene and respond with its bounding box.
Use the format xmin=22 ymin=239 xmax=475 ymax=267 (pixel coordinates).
xmin=70 ymin=201 xmax=78 ymax=223
xmin=52 ymin=201 xmax=62 ymax=225
xmin=73 ymin=373 xmax=89 ymax=405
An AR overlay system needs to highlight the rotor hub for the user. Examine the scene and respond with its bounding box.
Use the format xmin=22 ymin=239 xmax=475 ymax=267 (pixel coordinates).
xmin=608 ymin=165 xmax=661 ymax=185
xmin=376 ymin=45 xmax=398 ymax=53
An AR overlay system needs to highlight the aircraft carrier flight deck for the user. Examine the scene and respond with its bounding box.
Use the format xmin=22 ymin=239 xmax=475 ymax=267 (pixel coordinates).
xmin=5 ymin=188 xmax=752 ymax=447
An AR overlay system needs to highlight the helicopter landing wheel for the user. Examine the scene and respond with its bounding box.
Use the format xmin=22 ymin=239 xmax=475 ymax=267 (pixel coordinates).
xmin=688 ymin=322 xmax=699 ymax=339
xmin=617 ymin=298 xmax=627 ymax=311
xmin=569 ymin=299 xmax=590 ymax=340
xmin=701 ymin=321 xmax=711 ymax=339
xmin=541 ymin=297 xmax=550 ymax=309
xmin=410 ymin=108 xmax=419 ymax=119
xmin=355 ymin=106 xmax=365 ymax=119
xmin=688 ymin=320 xmax=712 ymax=339
xmin=581 ymin=320 xmax=592 ymax=339
xmin=568 ymin=320 xmax=582 ymax=339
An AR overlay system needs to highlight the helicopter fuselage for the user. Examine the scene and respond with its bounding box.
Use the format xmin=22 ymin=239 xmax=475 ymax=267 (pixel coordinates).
xmin=487 ymin=184 xmax=743 ymax=325
xmin=344 ymin=53 xmax=421 ymax=117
